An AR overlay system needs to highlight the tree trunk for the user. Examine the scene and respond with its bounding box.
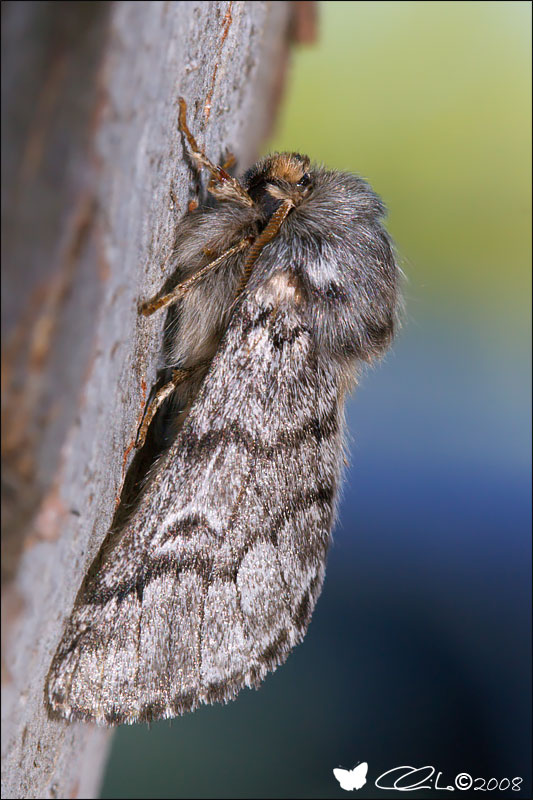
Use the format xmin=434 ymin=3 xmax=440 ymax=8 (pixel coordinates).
xmin=1 ymin=2 xmax=293 ymax=797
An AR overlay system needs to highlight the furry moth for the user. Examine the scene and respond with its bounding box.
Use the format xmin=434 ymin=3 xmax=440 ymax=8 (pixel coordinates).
xmin=46 ymin=98 xmax=401 ymax=725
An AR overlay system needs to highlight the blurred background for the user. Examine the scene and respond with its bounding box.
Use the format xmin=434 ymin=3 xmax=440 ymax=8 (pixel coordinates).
xmin=101 ymin=2 xmax=531 ymax=798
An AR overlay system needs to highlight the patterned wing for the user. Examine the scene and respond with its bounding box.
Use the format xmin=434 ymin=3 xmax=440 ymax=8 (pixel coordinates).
xmin=46 ymin=271 xmax=345 ymax=725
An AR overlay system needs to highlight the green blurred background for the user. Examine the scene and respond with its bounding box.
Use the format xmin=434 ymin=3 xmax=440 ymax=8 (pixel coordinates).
xmin=101 ymin=2 xmax=531 ymax=797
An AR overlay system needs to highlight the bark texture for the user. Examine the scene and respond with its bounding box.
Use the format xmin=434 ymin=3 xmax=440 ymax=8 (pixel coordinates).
xmin=1 ymin=2 xmax=292 ymax=797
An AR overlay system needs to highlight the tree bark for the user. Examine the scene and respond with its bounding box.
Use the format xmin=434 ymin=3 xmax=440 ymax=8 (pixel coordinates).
xmin=1 ymin=2 xmax=293 ymax=797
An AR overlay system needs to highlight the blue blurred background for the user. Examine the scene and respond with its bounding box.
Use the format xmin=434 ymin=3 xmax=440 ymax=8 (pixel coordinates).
xmin=101 ymin=2 xmax=531 ymax=797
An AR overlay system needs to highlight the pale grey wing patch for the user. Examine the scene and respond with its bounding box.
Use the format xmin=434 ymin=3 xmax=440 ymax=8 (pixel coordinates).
xmin=136 ymin=571 xmax=205 ymax=717
xmin=236 ymin=540 xmax=290 ymax=643
xmin=200 ymin=580 xmax=250 ymax=695
xmin=153 ymin=440 xmax=252 ymax=539
xmin=47 ymin=594 xmax=144 ymax=724
xmin=274 ymin=501 xmax=332 ymax=628
xmin=48 ymin=572 xmax=208 ymax=724
xmin=199 ymin=536 xmax=322 ymax=703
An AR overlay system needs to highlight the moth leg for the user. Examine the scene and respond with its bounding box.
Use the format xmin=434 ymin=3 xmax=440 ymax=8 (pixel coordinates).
xmin=235 ymin=199 xmax=295 ymax=297
xmin=135 ymin=368 xmax=191 ymax=448
xmin=140 ymin=237 xmax=253 ymax=316
xmin=205 ymin=149 xmax=238 ymax=199
xmin=207 ymin=148 xmax=236 ymax=187
xmin=221 ymin=150 xmax=236 ymax=171
xmin=178 ymin=97 xmax=253 ymax=207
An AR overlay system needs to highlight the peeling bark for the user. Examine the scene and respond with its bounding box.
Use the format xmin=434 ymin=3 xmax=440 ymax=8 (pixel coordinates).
xmin=1 ymin=2 xmax=293 ymax=797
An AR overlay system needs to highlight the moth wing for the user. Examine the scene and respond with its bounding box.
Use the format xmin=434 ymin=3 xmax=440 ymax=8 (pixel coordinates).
xmin=46 ymin=270 xmax=344 ymax=725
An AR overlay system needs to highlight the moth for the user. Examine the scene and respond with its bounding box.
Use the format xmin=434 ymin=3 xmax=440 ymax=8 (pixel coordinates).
xmin=46 ymin=98 xmax=401 ymax=725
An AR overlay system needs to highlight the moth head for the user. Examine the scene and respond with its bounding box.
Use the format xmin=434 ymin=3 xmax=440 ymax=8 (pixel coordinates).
xmin=243 ymin=153 xmax=313 ymax=216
